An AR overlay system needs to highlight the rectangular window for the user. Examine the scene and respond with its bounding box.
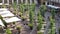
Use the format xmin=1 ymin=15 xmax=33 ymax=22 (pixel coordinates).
xmin=9 ymin=0 xmax=12 ymax=4
xmin=18 ymin=0 xmax=21 ymax=4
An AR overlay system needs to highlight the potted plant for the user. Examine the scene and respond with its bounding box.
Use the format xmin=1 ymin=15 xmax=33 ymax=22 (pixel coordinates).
xmin=16 ymin=26 xmax=21 ymax=34
xmin=6 ymin=28 xmax=12 ymax=34
xmin=21 ymin=16 xmax=25 ymax=21
xmin=28 ymin=23 xmax=33 ymax=30
xmin=37 ymin=31 xmax=43 ymax=34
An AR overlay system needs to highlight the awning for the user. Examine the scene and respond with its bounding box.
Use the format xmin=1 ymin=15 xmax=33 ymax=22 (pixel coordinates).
xmin=3 ymin=17 xmax=21 ymax=23
xmin=0 ymin=19 xmax=4 ymax=26
xmin=47 ymin=5 xmax=60 ymax=9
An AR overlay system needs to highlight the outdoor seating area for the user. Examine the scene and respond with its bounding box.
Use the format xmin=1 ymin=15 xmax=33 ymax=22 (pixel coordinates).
xmin=0 ymin=0 xmax=60 ymax=34
xmin=0 ymin=8 xmax=22 ymax=34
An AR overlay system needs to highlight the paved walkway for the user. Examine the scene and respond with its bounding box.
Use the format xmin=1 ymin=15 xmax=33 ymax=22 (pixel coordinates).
xmin=44 ymin=11 xmax=51 ymax=34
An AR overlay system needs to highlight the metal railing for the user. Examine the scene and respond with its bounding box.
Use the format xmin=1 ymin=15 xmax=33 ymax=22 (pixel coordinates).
xmin=0 ymin=0 xmax=38 ymax=5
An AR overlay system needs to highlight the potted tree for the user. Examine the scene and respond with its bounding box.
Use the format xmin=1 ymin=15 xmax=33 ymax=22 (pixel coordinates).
xmin=6 ymin=28 xmax=12 ymax=34
xmin=16 ymin=26 xmax=21 ymax=34
xmin=28 ymin=23 xmax=33 ymax=30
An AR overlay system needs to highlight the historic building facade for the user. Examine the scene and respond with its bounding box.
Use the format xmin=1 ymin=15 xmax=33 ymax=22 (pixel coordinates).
xmin=0 ymin=0 xmax=38 ymax=5
xmin=47 ymin=0 xmax=60 ymax=7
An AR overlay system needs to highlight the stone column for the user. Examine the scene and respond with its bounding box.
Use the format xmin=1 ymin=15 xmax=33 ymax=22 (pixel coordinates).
xmin=45 ymin=1 xmax=48 ymax=5
xmin=21 ymin=0 xmax=23 ymax=3
xmin=2 ymin=0 xmax=4 ymax=4
xmin=17 ymin=0 xmax=18 ymax=5
xmin=25 ymin=0 xmax=28 ymax=4
xmin=12 ymin=0 xmax=14 ymax=4
xmin=34 ymin=0 xmax=37 ymax=4
xmin=7 ymin=0 xmax=9 ymax=4
xmin=30 ymin=0 xmax=32 ymax=5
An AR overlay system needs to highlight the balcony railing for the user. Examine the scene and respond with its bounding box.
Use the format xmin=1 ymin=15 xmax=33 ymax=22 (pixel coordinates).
xmin=0 ymin=0 xmax=38 ymax=5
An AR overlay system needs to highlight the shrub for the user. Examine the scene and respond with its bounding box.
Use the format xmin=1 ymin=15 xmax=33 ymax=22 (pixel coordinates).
xmin=28 ymin=23 xmax=33 ymax=30
xmin=6 ymin=28 xmax=12 ymax=34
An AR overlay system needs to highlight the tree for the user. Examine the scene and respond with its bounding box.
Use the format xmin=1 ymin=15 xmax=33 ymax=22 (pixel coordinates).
xmin=40 ymin=5 xmax=47 ymax=17
xmin=51 ymin=9 xmax=56 ymax=18
xmin=37 ymin=11 xmax=43 ymax=31
xmin=6 ymin=28 xmax=12 ymax=34
xmin=12 ymin=2 xmax=18 ymax=15
xmin=49 ymin=16 xmax=55 ymax=34
xmin=29 ymin=10 xmax=34 ymax=24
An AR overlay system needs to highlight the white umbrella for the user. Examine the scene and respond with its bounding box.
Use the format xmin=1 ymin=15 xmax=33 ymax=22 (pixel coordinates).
xmin=1 ymin=13 xmax=14 ymax=18
xmin=0 ymin=11 xmax=11 ymax=15
xmin=0 ymin=8 xmax=8 ymax=11
xmin=3 ymin=17 xmax=21 ymax=23
xmin=0 ymin=19 xmax=4 ymax=26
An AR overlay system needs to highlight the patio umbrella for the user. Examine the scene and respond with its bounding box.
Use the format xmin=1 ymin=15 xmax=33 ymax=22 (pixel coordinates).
xmin=3 ymin=17 xmax=21 ymax=23
xmin=0 ymin=19 xmax=4 ymax=26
